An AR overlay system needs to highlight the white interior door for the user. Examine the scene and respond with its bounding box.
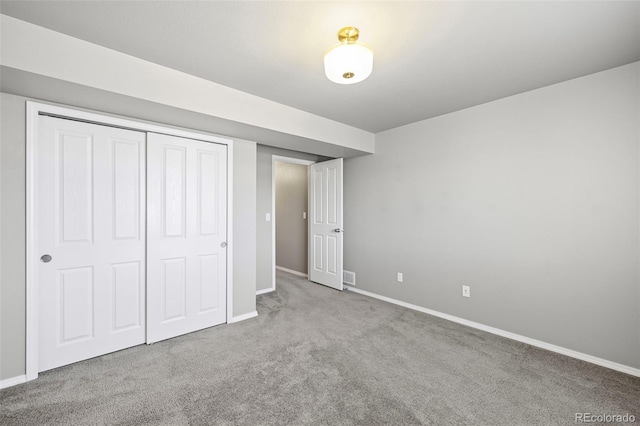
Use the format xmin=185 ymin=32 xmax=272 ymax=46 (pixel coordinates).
xmin=37 ymin=116 xmax=146 ymax=372
xmin=146 ymin=133 xmax=227 ymax=343
xmin=308 ymin=158 xmax=343 ymax=290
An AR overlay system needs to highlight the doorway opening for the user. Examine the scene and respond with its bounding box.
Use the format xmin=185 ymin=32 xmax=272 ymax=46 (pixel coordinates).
xmin=267 ymin=155 xmax=345 ymax=293
xmin=269 ymin=156 xmax=315 ymax=292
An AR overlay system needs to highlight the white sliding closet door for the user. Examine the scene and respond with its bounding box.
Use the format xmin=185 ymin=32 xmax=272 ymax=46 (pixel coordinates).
xmin=146 ymin=133 xmax=228 ymax=343
xmin=37 ymin=116 xmax=146 ymax=372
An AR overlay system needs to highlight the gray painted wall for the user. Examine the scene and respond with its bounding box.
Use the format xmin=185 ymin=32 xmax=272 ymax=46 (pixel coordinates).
xmin=1 ymin=93 xmax=27 ymax=379
xmin=256 ymin=146 xmax=325 ymax=292
xmin=0 ymin=92 xmax=258 ymax=381
xmin=345 ymin=62 xmax=640 ymax=369
xmin=233 ymin=139 xmax=258 ymax=317
xmin=275 ymin=162 xmax=308 ymax=274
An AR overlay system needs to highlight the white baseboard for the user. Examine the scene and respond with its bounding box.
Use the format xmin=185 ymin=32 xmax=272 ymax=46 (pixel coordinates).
xmin=228 ymin=310 xmax=258 ymax=324
xmin=344 ymin=286 xmax=640 ymax=378
xmin=256 ymin=287 xmax=275 ymax=295
xmin=0 ymin=374 xmax=27 ymax=389
xmin=275 ymin=266 xmax=308 ymax=278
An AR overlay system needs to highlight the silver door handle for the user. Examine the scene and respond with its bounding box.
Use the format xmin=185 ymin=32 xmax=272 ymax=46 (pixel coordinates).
xmin=40 ymin=254 xmax=52 ymax=263
xmin=220 ymin=242 xmax=227 ymax=248
xmin=333 ymin=228 xmax=344 ymax=233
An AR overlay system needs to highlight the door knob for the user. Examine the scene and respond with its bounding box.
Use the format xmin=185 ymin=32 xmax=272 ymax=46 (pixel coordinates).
xmin=40 ymin=254 xmax=52 ymax=263
xmin=333 ymin=228 xmax=344 ymax=233
xmin=220 ymin=242 xmax=227 ymax=248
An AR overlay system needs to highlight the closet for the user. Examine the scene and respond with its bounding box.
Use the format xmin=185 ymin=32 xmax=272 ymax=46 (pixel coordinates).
xmin=35 ymin=114 xmax=228 ymax=372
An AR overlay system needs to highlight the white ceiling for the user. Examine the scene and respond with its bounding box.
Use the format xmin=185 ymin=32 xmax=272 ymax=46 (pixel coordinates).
xmin=1 ymin=1 xmax=638 ymax=133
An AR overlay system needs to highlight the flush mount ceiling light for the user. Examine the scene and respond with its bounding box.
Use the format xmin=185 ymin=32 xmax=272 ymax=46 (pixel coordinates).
xmin=324 ymin=26 xmax=373 ymax=85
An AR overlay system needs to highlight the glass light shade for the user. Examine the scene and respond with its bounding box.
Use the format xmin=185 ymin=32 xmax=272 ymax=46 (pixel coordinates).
xmin=324 ymin=42 xmax=373 ymax=84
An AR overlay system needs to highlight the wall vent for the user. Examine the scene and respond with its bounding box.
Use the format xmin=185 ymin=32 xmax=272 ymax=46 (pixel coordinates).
xmin=343 ymin=270 xmax=356 ymax=286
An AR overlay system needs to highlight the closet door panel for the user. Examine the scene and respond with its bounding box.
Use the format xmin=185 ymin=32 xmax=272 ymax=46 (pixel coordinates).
xmin=38 ymin=116 xmax=146 ymax=372
xmin=147 ymin=133 xmax=227 ymax=343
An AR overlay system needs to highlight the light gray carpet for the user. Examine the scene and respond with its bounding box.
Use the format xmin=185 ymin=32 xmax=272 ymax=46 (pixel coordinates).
xmin=1 ymin=270 xmax=638 ymax=425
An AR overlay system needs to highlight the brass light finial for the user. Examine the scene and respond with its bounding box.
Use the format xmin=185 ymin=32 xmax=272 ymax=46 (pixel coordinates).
xmin=337 ymin=27 xmax=360 ymax=43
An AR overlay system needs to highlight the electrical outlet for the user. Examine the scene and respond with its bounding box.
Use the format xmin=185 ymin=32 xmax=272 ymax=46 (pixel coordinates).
xmin=303 ymin=212 xmax=307 ymax=220
xmin=462 ymin=285 xmax=470 ymax=298
xmin=397 ymin=272 xmax=403 ymax=283
xmin=266 ymin=213 xmax=271 ymax=222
